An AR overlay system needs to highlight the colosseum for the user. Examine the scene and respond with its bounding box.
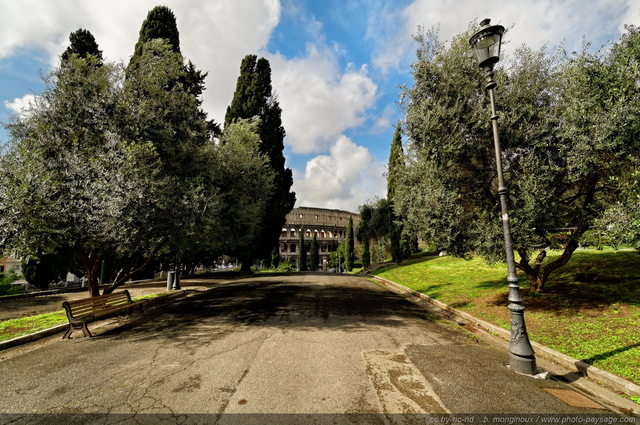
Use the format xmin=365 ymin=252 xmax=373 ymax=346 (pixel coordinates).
xmin=279 ymin=206 xmax=360 ymax=270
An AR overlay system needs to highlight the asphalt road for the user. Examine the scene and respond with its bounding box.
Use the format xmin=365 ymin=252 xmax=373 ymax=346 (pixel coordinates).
xmin=0 ymin=273 xmax=623 ymax=423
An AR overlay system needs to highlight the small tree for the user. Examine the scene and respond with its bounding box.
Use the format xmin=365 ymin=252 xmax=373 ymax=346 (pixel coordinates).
xmin=271 ymin=247 xmax=280 ymax=269
xmin=225 ymin=55 xmax=295 ymax=270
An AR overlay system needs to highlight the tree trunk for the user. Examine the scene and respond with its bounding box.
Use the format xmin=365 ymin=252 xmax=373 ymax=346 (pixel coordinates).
xmin=516 ymin=225 xmax=589 ymax=293
xmin=239 ymin=254 xmax=253 ymax=272
xmin=102 ymin=247 xmax=160 ymax=295
xmin=75 ymin=247 xmax=102 ymax=297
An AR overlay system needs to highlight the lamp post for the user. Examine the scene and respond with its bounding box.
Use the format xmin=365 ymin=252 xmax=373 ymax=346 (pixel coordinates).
xmin=469 ymin=19 xmax=537 ymax=375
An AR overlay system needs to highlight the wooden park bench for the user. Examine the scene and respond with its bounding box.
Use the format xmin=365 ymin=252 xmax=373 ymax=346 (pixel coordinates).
xmin=62 ymin=290 xmax=148 ymax=339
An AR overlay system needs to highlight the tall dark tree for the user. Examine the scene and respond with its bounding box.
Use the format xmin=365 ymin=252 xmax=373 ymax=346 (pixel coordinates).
xmin=125 ymin=6 xmax=208 ymax=170
xmin=61 ymin=29 xmax=103 ymax=64
xmin=134 ymin=6 xmax=181 ymax=55
xmin=298 ymin=228 xmax=307 ymax=271
xmin=387 ymin=122 xmax=404 ymax=205
xmin=120 ymin=6 xmax=213 ymax=289
xmin=225 ymin=55 xmax=296 ymax=270
xmin=345 ymin=217 xmax=355 ymax=272
xmin=356 ymin=203 xmax=373 ymax=269
xmin=387 ymin=122 xmax=412 ymax=263
xmin=309 ymin=233 xmax=319 ymax=271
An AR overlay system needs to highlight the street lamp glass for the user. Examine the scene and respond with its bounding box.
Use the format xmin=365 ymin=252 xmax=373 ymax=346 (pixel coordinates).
xmin=469 ymin=19 xmax=505 ymax=68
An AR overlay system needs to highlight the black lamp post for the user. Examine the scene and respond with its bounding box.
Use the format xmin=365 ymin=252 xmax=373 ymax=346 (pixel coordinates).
xmin=469 ymin=19 xmax=537 ymax=375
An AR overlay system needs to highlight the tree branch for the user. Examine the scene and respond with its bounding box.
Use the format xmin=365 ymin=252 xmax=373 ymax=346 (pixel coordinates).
xmin=102 ymin=245 xmax=161 ymax=294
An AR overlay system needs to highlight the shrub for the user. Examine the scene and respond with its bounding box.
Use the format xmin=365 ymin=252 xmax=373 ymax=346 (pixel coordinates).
xmin=276 ymin=261 xmax=295 ymax=272
xmin=0 ymin=270 xmax=22 ymax=296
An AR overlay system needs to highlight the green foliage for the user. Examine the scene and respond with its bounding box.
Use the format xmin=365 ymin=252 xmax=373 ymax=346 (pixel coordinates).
xmin=61 ymin=28 xmax=103 ymax=64
xmin=0 ymin=51 xmax=165 ymax=296
xmin=206 ymin=119 xmax=275 ymax=254
xmin=134 ymin=6 xmax=181 ymax=55
xmin=329 ymin=244 xmax=345 ymax=270
xmin=598 ymin=169 xmax=640 ymax=249
xmin=0 ymin=7 xmax=273 ymax=298
xmin=387 ymin=122 xmax=404 ymax=205
xmin=271 ymin=247 xmax=280 ymax=269
xmin=358 ymin=205 xmax=372 ymax=269
xmin=345 ymin=217 xmax=355 ymax=272
xmin=21 ymin=248 xmax=74 ymax=290
xmin=386 ymin=121 xmax=416 ymax=264
xmin=397 ymin=23 xmax=640 ymax=292
xmin=0 ymin=270 xmax=22 ymax=296
xmin=357 ymin=198 xmax=394 ymax=266
xmin=276 ymin=261 xmax=295 ymax=272
xmin=309 ymin=233 xmax=319 ymax=271
xmin=124 ymin=39 xmax=208 ymax=173
xmin=225 ymin=55 xmax=295 ymax=267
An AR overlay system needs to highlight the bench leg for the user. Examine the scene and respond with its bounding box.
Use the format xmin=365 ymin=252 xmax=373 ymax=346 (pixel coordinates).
xmin=62 ymin=325 xmax=73 ymax=339
xmin=62 ymin=322 xmax=92 ymax=339
xmin=81 ymin=322 xmax=92 ymax=338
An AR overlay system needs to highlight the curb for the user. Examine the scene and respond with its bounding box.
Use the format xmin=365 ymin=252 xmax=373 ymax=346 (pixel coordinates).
xmin=371 ymin=275 xmax=640 ymax=401
xmin=0 ymin=289 xmax=188 ymax=351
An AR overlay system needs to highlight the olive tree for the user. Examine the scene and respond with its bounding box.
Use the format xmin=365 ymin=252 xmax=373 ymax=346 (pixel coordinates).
xmin=397 ymin=24 xmax=640 ymax=292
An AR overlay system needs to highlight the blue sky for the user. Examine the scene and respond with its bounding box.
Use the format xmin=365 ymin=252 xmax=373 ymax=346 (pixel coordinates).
xmin=1 ymin=0 xmax=639 ymax=212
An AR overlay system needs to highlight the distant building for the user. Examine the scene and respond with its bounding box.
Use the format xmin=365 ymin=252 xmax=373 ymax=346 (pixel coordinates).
xmin=0 ymin=256 xmax=21 ymax=274
xmin=279 ymin=206 xmax=360 ymax=270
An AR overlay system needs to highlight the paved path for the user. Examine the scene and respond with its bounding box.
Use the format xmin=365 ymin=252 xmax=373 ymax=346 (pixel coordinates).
xmin=0 ymin=273 xmax=627 ymax=423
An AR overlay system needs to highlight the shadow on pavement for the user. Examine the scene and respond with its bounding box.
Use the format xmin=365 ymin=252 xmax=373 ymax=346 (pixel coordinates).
xmin=101 ymin=274 xmax=461 ymax=345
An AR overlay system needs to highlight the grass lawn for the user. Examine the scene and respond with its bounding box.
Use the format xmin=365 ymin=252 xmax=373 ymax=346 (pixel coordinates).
xmin=373 ymin=249 xmax=640 ymax=386
xmin=0 ymin=292 xmax=170 ymax=343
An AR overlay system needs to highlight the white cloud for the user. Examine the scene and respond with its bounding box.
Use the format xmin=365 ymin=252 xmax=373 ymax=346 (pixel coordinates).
xmin=292 ymin=135 xmax=386 ymax=212
xmin=0 ymin=0 xmax=281 ymax=125
xmin=268 ymin=44 xmax=377 ymax=154
xmin=370 ymin=0 xmax=640 ymax=74
xmin=4 ymin=94 xmax=37 ymax=119
xmin=373 ymin=104 xmax=396 ymax=133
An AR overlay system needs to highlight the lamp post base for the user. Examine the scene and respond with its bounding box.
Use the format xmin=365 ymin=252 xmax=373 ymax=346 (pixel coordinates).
xmin=509 ymin=353 xmax=537 ymax=375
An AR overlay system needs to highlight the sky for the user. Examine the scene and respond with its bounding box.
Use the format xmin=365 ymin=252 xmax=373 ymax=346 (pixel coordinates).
xmin=1 ymin=0 xmax=640 ymax=213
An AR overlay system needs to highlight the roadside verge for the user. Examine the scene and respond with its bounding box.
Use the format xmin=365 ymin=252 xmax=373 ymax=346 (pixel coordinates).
xmin=371 ymin=274 xmax=640 ymax=414
xmin=0 ymin=289 xmax=188 ymax=351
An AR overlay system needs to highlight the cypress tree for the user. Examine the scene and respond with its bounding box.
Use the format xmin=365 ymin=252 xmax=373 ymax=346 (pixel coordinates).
xmin=61 ymin=29 xmax=103 ymax=64
xmin=309 ymin=233 xmax=319 ymax=271
xmin=387 ymin=122 xmax=404 ymax=263
xmin=387 ymin=122 xmax=404 ymax=205
xmin=125 ymin=6 xmax=209 ymax=170
xmin=134 ymin=6 xmax=181 ymax=55
xmin=345 ymin=217 xmax=355 ymax=272
xmin=356 ymin=203 xmax=373 ymax=269
xmin=226 ymin=55 xmax=296 ymax=270
xmin=388 ymin=122 xmax=410 ymax=262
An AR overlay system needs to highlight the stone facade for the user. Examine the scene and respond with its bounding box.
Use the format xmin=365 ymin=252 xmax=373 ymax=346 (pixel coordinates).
xmin=279 ymin=206 xmax=360 ymax=270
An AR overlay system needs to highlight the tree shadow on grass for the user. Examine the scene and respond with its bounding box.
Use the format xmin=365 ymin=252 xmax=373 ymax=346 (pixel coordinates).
xmin=581 ymin=342 xmax=640 ymax=365
xmin=416 ymin=283 xmax=452 ymax=301
xmin=372 ymin=254 xmax=441 ymax=274
xmin=483 ymin=274 xmax=639 ymax=313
